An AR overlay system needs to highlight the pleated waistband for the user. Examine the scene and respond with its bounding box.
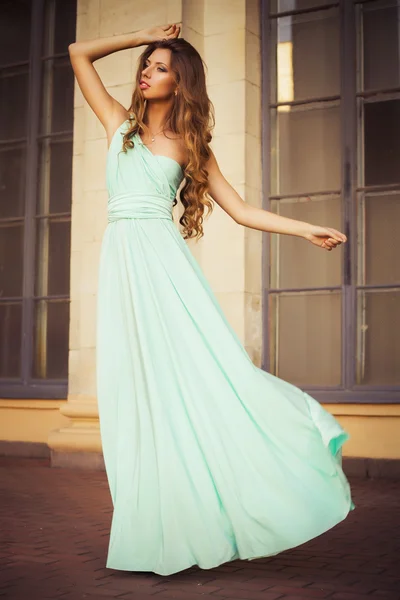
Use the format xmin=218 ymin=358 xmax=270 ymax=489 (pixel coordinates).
xmin=107 ymin=191 xmax=173 ymax=222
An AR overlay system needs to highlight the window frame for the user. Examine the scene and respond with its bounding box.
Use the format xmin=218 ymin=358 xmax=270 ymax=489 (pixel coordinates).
xmin=260 ymin=0 xmax=400 ymax=403
xmin=0 ymin=0 xmax=74 ymax=399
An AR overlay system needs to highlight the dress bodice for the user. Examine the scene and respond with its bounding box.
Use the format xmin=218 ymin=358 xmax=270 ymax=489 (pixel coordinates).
xmin=106 ymin=119 xmax=185 ymax=222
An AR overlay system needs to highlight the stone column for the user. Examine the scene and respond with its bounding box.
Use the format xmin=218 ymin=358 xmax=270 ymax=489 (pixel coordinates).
xmin=184 ymin=0 xmax=263 ymax=364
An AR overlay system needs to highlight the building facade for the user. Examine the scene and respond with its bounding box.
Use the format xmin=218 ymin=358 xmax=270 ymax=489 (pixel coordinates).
xmin=0 ymin=0 xmax=399 ymax=474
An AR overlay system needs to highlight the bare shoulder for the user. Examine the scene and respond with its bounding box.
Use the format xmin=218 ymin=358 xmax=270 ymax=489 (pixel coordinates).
xmin=106 ymin=107 xmax=131 ymax=148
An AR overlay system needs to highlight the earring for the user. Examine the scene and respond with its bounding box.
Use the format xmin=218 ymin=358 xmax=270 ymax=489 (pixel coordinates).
xmin=174 ymin=89 xmax=178 ymax=96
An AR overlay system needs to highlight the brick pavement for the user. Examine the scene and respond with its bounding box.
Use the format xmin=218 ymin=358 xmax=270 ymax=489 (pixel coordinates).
xmin=0 ymin=457 xmax=399 ymax=600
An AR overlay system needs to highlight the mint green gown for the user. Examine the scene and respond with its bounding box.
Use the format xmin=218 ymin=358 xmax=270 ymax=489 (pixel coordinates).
xmin=96 ymin=118 xmax=354 ymax=576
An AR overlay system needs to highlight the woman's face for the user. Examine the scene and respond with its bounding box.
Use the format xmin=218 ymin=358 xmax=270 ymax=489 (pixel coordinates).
xmin=139 ymin=48 xmax=177 ymax=100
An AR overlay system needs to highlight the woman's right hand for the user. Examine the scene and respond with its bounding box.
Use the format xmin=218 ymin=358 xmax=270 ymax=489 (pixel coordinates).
xmin=139 ymin=23 xmax=181 ymax=45
xmin=304 ymin=224 xmax=347 ymax=251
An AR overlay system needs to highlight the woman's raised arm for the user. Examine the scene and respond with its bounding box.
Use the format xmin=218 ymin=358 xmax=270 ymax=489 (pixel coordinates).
xmin=68 ymin=24 xmax=180 ymax=137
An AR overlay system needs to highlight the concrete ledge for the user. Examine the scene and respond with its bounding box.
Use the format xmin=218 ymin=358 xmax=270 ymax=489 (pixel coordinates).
xmin=50 ymin=454 xmax=400 ymax=478
xmin=50 ymin=449 xmax=105 ymax=470
xmin=1 ymin=443 xmax=400 ymax=479
xmin=343 ymin=457 xmax=400 ymax=479
xmin=0 ymin=440 xmax=50 ymax=459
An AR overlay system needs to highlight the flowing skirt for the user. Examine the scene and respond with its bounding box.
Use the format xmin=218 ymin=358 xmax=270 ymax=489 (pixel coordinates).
xmin=96 ymin=216 xmax=354 ymax=576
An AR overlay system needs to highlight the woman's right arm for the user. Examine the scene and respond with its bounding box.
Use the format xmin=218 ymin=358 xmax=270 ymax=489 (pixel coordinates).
xmin=68 ymin=32 xmax=145 ymax=136
xmin=68 ymin=24 xmax=180 ymax=140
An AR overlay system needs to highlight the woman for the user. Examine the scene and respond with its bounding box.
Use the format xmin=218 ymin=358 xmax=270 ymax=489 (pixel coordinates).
xmin=69 ymin=23 xmax=354 ymax=577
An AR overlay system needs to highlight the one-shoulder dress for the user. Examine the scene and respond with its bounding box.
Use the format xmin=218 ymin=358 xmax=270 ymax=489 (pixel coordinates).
xmin=96 ymin=118 xmax=354 ymax=576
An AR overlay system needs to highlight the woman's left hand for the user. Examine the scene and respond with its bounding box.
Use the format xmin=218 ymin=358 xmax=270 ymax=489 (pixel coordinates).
xmin=304 ymin=225 xmax=347 ymax=251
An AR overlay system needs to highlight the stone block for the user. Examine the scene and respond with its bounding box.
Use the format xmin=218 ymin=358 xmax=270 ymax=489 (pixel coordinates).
xmin=205 ymin=29 xmax=245 ymax=85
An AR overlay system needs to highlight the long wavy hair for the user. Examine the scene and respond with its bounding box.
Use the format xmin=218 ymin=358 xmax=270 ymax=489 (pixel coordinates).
xmin=120 ymin=38 xmax=215 ymax=240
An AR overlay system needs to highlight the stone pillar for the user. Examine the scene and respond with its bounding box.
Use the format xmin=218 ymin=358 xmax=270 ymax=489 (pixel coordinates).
xmin=184 ymin=0 xmax=263 ymax=364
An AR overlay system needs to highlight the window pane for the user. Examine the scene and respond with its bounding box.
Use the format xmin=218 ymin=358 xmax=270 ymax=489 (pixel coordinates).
xmin=269 ymin=291 xmax=342 ymax=386
xmin=33 ymin=300 xmax=69 ymax=379
xmin=35 ymin=219 xmax=71 ymax=296
xmin=0 ymin=223 xmax=24 ymax=297
xmin=40 ymin=57 xmax=75 ymax=134
xmin=42 ymin=0 xmax=77 ymax=56
xmin=271 ymin=102 xmax=341 ymax=195
xmin=272 ymin=8 xmax=339 ymax=103
xmin=0 ymin=302 xmax=22 ymax=378
xmin=271 ymin=0 xmax=334 ymax=12
xmin=0 ymin=66 xmax=29 ymax=140
xmin=357 ymin=290 xmax=400 ymax=385
xmin=0 ymin=145 xmax=26 ymax=218
xmin=54 ymin=0 xmax=77 ymax=54
xmin=361 ymin=0 xmax=400 ymax=91
xmin=364 ymin=99 xmax=400 ymax=186
xmin=270 ymin=195 xmax=342 ymax=288
xmin=0 ymin=0 xmax=31 ymax=66
xmin=37 ymin=139 xmax=73 ymax=214
xmin=358 ymin=192 xmax=400 ymax=286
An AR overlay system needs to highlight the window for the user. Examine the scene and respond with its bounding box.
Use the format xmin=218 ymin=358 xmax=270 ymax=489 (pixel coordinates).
xmin=262 ymin=0 xmax=400 ymax=402
xmin=0 ymin=0 xmax=76 ymax=398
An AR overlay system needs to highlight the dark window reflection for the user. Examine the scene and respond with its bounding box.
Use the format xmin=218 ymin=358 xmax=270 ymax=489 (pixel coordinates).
xmin=36 ymin=140 xmax=73 ymax=214
xmin=54 ymin=0 xmax=77 ymax=55
xmin=33 ymin=300 xmax=70 ymax=379
xmin=0 ymin=303 xmax=22 ymax=378
xmin=0 ymin=0 xmax=31 ymax=66
xmin=42 ymin=0 xmax=77 ymax=56
xmin=0 ymin=223 xmax=24 ymax=297
xmin=35 ymin=219 xmax=71 ymax=296
xmin=40 ymin=58 xmax=75 ymax=134
xmin=0 ymin=66 xmax=29 ymax=140
xmin=363 ymin=1 xmax=400 ymax=91
xmin=0 ymin=145 xmax=26 ymax=218
xmin=364 ymin=99 xmax=400 ymax=186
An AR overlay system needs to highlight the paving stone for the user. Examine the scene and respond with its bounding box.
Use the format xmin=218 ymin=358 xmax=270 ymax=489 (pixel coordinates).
xmin=0 ymin=457 xmax=399 ymax=600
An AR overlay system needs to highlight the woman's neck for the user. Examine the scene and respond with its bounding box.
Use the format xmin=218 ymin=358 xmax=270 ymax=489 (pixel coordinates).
xmin=145 ymin=100 xmax=173 ymax=133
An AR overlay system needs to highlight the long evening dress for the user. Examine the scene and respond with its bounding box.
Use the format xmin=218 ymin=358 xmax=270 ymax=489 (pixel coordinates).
xmin=96 ymin=118 xmax=354 ymax=576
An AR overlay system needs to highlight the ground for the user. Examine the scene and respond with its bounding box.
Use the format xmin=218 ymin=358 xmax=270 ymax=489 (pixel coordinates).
xmin=0 ymin=457 xmax=399 ymax=600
